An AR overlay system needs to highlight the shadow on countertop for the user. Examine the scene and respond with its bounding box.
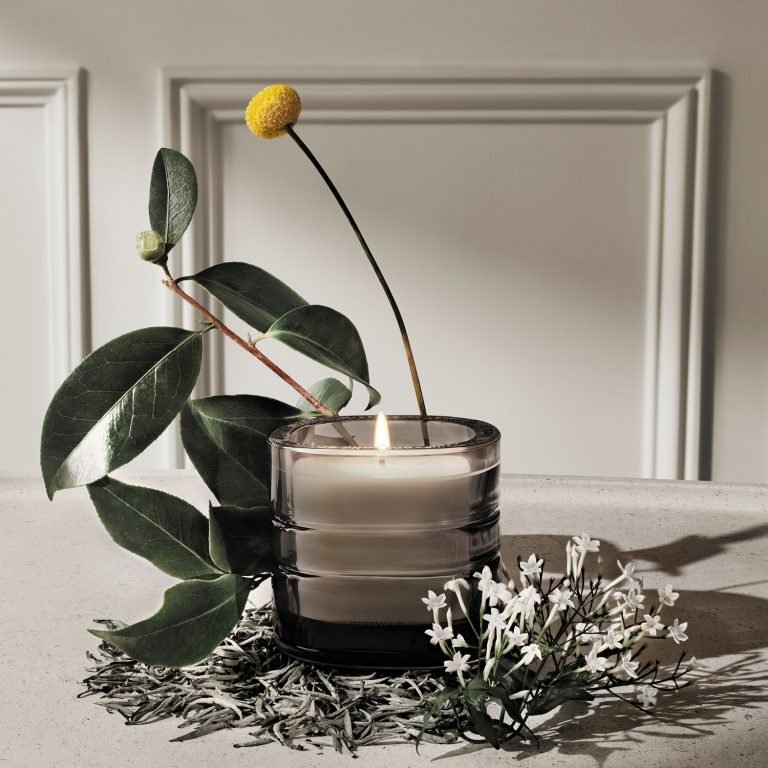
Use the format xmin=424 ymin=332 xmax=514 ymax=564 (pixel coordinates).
xmin=463 ymin=527 xmax=768 ymax=763
xmin=434 ymin=652 xmax=768 ymax=764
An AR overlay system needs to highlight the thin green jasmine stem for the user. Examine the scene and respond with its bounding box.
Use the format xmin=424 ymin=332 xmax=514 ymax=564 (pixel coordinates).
xmin=285 ymin=124 xmax=429 ymax=435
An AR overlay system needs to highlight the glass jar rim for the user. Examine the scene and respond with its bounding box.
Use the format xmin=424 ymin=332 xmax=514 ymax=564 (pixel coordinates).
xmin=269 ymin=414 xmax=500 ymax=454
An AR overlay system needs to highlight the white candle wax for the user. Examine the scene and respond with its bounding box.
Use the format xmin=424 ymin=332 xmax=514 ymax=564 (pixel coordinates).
xmin=286 ymin=452 xmax=480 ymax=530
xmin=293 ymin=452 xmax=471 ymax=479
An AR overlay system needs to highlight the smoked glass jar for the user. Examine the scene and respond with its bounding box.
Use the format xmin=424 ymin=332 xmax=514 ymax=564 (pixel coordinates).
xmin=269 ymin=415 xmax=501 ymax=669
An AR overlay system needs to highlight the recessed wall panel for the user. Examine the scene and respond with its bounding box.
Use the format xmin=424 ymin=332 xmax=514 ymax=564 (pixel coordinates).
xmin=0 ymin=107 xmax=49 ymax=471
xmin=219 ymin=120 xmax=651 ymax=476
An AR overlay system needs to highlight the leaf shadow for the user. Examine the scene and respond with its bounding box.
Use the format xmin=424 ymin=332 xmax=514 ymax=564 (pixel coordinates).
xmin=501 ymin=529 xmax=768 ymax=658
xmin=433 ymin=652 xmax=768 ymax=765
xmin=428 ymin=529 xmax=768 ymax=763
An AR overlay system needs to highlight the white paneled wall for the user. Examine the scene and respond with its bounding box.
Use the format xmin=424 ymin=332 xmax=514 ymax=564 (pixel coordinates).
xmin=1 ymin=2 xmax=767 ymax=483
xmin=165 ymin=72 xmax=709 ymax=479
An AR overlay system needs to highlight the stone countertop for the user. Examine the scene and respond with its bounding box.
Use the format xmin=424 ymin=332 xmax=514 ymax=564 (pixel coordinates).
xmin=1 ymin=471 xmax=766 ymax=767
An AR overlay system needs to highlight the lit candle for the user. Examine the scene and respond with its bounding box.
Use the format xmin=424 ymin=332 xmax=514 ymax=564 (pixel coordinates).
xmin=269 ymin=414 xmax=501 ymax=669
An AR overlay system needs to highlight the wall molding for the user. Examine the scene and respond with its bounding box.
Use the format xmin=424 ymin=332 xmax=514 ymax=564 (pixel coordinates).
xmin=162 ymin=68 xmax=711 ymax=479
xmin=0 ymin=69 xmax=89 ymax=393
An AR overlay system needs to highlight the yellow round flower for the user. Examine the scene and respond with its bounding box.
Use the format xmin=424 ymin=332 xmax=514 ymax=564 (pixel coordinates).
xmin=245 ymin=85 xmax=302 ymax=139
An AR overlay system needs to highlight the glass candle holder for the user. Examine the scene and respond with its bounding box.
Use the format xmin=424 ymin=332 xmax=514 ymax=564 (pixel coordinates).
xmin=269 ymin=415 xmax=501 ymax=669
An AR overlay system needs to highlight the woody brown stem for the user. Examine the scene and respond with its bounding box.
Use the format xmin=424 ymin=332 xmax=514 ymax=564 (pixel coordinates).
xmin=161 ymin=269 xmax=333 ymax=416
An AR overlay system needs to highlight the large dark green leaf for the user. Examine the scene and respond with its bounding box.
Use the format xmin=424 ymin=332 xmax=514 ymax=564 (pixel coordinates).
xmin=266 ymin=305 xmax=380 ymax=409
xmin=41 ymin=327 xmax=203 ymax=499
xmin=190 ymin=262 xmax=307 ymax=332
xmin=181 ymin=406 xmax=268 ymax=509
xmin=181 ymin=395 xmax=303 ymax=507
xmin=148 ymin=148 xmax=197 ymax=253
xmin=87 ymin=477 xmax=220 ymax=579
xmin=466 ymin=703 xmax=501 ymax=749
xmin=528 ymin=683 xmax=594 ymax=715
xmin=209 ymin=504 xmax=273 ymax=575
xmin=295 ymin=377 xmax=352 ymax=414
xmin=89 ymin=574 xmax=250 ymax=667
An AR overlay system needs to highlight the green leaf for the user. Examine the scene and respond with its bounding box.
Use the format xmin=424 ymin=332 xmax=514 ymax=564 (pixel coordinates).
xmin=528 ymin=683 xmax=594 ymax=716
xmin=208 ymin=504 xmax=273 ymax=575
xmin=482 ymin=683 xmax=526 ymax=728
xmin=148 ymin=148 xmax=198 ymax=253
xmin=190 ymin=262 xmax=307 ymax=332
xmin=267 ymin=305 xmax=380 ymax=409
xmin=181 ymin=406 xmax=268 ymax=509
xmin=89 ymin=574 xmax=250 ymax=667
xmin=295 ymin=377 xmax=352 ymax=414
xmin=465 ymin=703 xmax=501 ymax=749
xmin=87 ymin=477 xmax=220 ymax=580
xmin=181 ymin=395 xmax=303 ymax=507
xmin=41 ymin=327 xmax=203 ymax=499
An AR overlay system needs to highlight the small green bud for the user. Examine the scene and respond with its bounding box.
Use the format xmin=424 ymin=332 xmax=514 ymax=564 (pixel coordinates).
xmin=136 ymin=230 xmax=166 ymax=263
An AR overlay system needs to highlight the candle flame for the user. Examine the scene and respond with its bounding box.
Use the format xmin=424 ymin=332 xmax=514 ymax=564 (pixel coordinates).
xmin=374 ymin=412 xmax=391 ymax=450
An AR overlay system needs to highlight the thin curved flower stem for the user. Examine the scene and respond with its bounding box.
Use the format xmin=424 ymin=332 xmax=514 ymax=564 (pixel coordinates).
xmin=285 ymin=124 xmax=430 ymax=444
xmin=160 ymin=265 xmax=333 ymax=416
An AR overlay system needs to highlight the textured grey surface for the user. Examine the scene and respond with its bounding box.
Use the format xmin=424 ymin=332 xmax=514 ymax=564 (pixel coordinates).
xmin=1 ymin=471 xmax=767 ymax=767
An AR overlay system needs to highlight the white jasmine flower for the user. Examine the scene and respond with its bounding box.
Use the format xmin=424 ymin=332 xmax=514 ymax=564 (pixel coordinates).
xmin=640 ymin=614 xmax=664 ymax=636
xmin=617 ymin=651 xmax=639 ymax=679
xmin=612 ymin=621 xmax=634 ymax=644
xmin=687 ymin=656 xmax=703 ymax=670
xmin=519 ymin=643 xmax=543 ymax=666
xmin=667 ymin=618 xmax=688 ymax=644
xmin=575 ymin=622 xmax=601 ymax=644
xmin=505 ymin=625 xmax=529 ymax=648
xmin=474 ymin=566 xmax=495 ymax=599
xmin=520 ymin=554 xmax=544 ymax=577
xmin=424 ymin=623 xmax=453 ymax=645
xmin=601 ymin=625 xmax=623 ymax=651
xmin=482 ymin=657 xmax=496 ymax=680
xmin=444 ymin=652 xmax=471 ymax=674
xmin=483 ymin=608 xmax=508 ymax=634
xmin=572 ymin=533 xmax=600 ymax=554
xmin=421 ymin=590 xmax=447 ymax=612
xmin=517 ymin=585 xmax=542 ymax=621
xmin=488 ymin=580 xmax=513 ymax=607
xmin=548 ymin=587 xmax=575 ymax=613
xmin=452 ymin=633 xmax=469 ymax=649
xmin=583 ymin=642 xmax=614 ymax=674
xmin=658 ymin=584 xmax=680 ymax=607
xmin=444 ymin=577 xmax=469 ymax=593
xmin=617 ymin=560 xmax=642 ymax=590
xmin=574 ymin=621 xmax=603 ymax=645
xmin=638 ymin=685 xmax=657 ymax=708
xmin=444 ymin=577 xmax=470 ymax=617
xmin=617 ymin=588 xmax=646 ymax=616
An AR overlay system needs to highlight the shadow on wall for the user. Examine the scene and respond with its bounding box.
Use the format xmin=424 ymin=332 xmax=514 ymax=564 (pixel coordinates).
xmin=501 ymin=522 xmax=768 ymax=660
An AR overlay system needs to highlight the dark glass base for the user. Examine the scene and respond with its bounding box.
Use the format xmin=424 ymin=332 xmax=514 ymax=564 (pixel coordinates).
xmin=272 ymin=611 xmax=462 ymax=670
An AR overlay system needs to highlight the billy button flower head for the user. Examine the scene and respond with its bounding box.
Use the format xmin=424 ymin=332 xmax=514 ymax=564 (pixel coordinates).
xmin=245 ymin=85 xmax=302 ymax=139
